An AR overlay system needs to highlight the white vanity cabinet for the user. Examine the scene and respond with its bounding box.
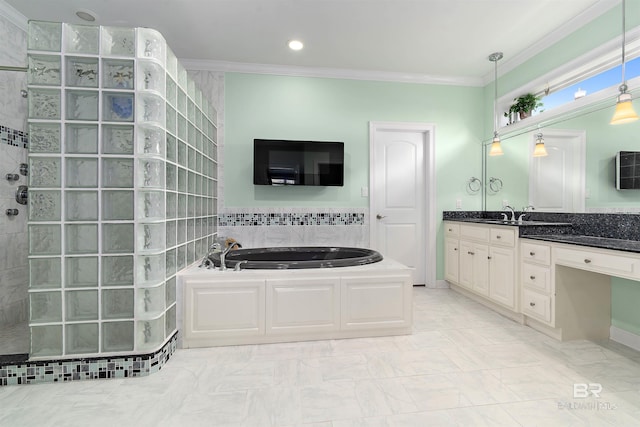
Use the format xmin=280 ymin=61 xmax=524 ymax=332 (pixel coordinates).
xmin=520 ymin=241 xmax=553 ymax=325
xmin=444 ymin=221 xmax=518 ymax=312
xmin=444 ymin=223 xmax=460 ymax=283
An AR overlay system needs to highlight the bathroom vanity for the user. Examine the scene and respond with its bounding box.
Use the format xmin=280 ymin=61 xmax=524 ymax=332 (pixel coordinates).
xmin=444 ymin=214 xmax=640 ymax=342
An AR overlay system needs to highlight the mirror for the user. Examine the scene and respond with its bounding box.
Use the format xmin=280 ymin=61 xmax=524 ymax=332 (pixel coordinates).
xmin=484 ymin=104 xmax=640 ymax=212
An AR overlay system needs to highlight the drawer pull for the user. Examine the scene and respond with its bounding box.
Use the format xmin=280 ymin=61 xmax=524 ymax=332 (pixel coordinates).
xmin=496 ymin=235 xmax=502 ymax=239
xmin=529 ymin=251 xmax=535 ymax=256
xmin=529 ymin=302 xmax=536 ymax=307
xmin=530 ymin=275 xmax=536 ymax=280
xmin=487 ymin=256 xmax=492 ymax=260
xmin=468 ymin=251 xmax=475 ymax=255
xmin=454 ymin=248 xmax=458 ymax=251
xmin=448 ymin=228 xmax=452 ymax=232
xmin=584 ymin=259 xmax=592 ymax=264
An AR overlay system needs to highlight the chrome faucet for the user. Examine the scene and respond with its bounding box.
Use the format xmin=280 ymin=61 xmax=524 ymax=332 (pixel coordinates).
xmin=198 ymin=242 xmax=221 ymax=269
xmin=518 ymin=205 xmax=535 ymax=223
xmin=219 ymin=241 xmax=241 ymax=271
xmin=504 ymin=205 xmax=516 ymax=222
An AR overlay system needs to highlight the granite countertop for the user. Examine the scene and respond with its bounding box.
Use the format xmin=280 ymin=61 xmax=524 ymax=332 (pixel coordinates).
xmin=446 ymin=218 xmax=573 ymax=227
xmin=521 ymin=235 xmax=640 ymax=254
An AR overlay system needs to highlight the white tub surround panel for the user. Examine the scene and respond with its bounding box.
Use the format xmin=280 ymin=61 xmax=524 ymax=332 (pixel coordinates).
xmin=178 ymin=258 xmax=413 ymax=348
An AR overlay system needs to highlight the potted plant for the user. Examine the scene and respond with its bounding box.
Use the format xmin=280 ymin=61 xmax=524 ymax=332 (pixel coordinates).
xmin=504 ymin=93 xmax=543 ymax=120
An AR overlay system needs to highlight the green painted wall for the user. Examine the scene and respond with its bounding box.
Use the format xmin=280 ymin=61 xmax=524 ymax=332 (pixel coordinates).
xmin=224 ymin=73 xmax=484 ymax=278
xmin=612 ymin=277 xmax=640 ymax=335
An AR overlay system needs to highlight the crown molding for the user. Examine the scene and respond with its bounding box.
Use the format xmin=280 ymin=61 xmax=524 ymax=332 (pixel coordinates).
xmin=482 ymin=0 xmax=620 ymax=85
xmin=179 ymin=58 xmax=484 ymax=87
xmin=0 ymin=0 xmax=28 ymax=32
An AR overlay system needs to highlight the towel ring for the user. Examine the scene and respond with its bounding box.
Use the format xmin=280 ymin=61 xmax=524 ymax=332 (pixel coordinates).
xmin=488 ymin=177 xmax=503 ymax=193
xmin=467 ymin=177 xmax=482 ymax=194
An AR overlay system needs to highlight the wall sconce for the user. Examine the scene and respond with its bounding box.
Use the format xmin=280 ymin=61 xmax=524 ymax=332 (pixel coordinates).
xmin=611 ymin=0 xmax=639 ymax=125
xmin=532 ymin=133 xmax=548 ymax=157
xmin=489 ymin=52 xmax=504 ymax=156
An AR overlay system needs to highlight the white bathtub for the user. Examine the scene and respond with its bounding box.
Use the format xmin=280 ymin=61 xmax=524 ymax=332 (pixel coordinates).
xmin=177 ymin=257 xmax=413 ymax=348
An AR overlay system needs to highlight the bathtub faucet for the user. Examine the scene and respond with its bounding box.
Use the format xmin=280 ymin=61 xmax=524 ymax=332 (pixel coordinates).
xmin=198 ymin=242 xmax=221 ymax=269
xmin=219 ymin=241 xmax=241 ymax=271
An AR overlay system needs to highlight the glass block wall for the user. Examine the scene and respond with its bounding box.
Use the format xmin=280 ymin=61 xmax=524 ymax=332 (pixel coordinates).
xmin=26 ymin=21 xmax=218 ymax=358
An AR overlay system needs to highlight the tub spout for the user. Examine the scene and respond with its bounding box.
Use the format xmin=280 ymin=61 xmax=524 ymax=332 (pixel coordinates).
xmin=234 ymin=260 xmax=248 ymax=271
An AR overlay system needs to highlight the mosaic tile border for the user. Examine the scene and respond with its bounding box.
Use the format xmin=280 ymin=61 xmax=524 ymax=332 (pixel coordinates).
xmin=0 ymin=332 xmax=177 ymax=386
xmin=219 ymin=212 xmax=365 ymax=227
xmin=0 ymin=125 xmax=28 ymax=149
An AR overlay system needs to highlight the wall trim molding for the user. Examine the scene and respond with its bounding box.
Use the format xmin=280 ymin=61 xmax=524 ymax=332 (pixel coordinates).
xmin=482 ymin=0 xmax=620 ymax=84
xmin=0 ymin=0 xmax=28 ymax=32
xmin=610 ymin=325 xmax=640 ymax=352
xmin=180 ymin=58 xmax=484 ymax=87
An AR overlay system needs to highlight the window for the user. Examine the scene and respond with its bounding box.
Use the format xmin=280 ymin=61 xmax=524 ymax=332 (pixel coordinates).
xmin=541 ymin=56 xmax=640 ymax=111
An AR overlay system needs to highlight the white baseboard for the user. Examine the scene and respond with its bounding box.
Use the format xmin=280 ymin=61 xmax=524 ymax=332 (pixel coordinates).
xmin=610 ymin=326 xmax=640 ymax=352
xmin=426 ymin=279 xmax=450 ymax=289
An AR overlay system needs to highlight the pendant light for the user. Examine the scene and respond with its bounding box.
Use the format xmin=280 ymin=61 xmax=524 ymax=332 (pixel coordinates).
xmin=532 ymin=132 xmax=548 ymax=157
xmin=611 ymin=0 xmax=639 ymax=124
xmin=489 ymin=52 xmax=504 ymax=156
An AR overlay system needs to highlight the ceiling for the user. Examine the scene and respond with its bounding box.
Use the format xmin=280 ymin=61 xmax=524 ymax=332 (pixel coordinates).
xmin=5 ymin=0 xmax=619 ymax=85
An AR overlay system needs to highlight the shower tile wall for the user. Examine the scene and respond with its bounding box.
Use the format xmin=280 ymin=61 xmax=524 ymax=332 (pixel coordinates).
xmin=0 ymin=11 xmax=29 ymax=355
xmin=26 ymin=22 xmax=217 ymax=360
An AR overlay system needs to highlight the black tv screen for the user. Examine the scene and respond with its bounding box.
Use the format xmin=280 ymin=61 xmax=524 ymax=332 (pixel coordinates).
xmin=616 ymin=151 xmax=640 ymax=190
xmin=253 ymin=139 xmax=344 ymax=186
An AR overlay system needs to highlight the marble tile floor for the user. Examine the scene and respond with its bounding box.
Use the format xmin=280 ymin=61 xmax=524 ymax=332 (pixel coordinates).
xmin=2 ymin=287 xmax=640 ymax=426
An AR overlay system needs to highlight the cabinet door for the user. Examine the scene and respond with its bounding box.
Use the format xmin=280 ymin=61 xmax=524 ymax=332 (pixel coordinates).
xmin=266 ymin=277 xmax=340 ymax=335
xmin=472 ymin=244 xmax=490 ymax=296
xmin=459 ymin=240 xmax=474 ymax=289
xmin=489 ymin=246 xmax=516 ymax=309
xmin=341 ymin=275 xmax=412 ymax=330
xmin=444 ymin=237 xmax=459 ymax=283
xmin=183 ymin=279 xmax=265 ymax=345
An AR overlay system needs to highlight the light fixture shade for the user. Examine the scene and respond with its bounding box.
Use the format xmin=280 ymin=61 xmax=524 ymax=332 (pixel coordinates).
xmin=610 ymin=93 xmax=639 ymax=124
xmin=533 ymin=142 xmax=548 ymax=157
xmin=489 ymin=137 xmax=503 ymax=156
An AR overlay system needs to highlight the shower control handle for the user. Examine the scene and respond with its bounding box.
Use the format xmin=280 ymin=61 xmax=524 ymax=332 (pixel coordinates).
xmin=15 ymin=185 xmax=28 ymax=205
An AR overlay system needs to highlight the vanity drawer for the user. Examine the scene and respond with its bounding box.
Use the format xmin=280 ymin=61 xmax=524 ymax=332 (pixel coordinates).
xmin=554 ymin=247 xmax=640 ymax=280
xmin=522 ymin=263 xmax=551 ymax=293
xmin=491 ymin=227 xmax=515 ymax=247
xmin=444 ymin=222 xmax=460 ymax=237
xmin=522 ymin=288 xmax=551 ymax=323
xmin=460 ymin=224 xmax=490 ymax=242
xmin=521 ymin=241 xmax=551 ymax=266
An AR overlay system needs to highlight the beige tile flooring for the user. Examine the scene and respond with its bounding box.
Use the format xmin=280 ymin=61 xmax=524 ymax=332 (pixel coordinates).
xmin=2 ymin=287 xmax=640 ymax=426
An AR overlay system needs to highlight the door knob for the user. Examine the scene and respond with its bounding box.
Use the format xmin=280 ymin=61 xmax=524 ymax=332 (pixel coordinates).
xmin=376 ymin=214 xmax=386 ymax=220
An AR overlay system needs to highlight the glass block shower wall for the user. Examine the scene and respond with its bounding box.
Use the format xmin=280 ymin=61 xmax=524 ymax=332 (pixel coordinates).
xmin=26 ymin=21 xmax=218 ymax=358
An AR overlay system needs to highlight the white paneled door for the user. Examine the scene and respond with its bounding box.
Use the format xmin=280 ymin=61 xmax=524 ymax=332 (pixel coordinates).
xmin=529 ymin=129 xmax=586 ymax=212
xmin=369 ymin=122 xmax=435 ymax=286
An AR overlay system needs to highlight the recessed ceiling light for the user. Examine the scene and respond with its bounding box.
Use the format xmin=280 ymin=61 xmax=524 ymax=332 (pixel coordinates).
xmin=288 ymin=40 xmax=304 ymax=51
xmin=76 ymin=9 xmax=97 ymax=22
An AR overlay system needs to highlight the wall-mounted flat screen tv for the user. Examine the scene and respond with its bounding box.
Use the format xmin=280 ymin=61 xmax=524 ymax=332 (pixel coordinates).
xmin=253 ymin=139 xmax=344 ymax=186
xmin=616 ymin=151 xmax=640 ymax=190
